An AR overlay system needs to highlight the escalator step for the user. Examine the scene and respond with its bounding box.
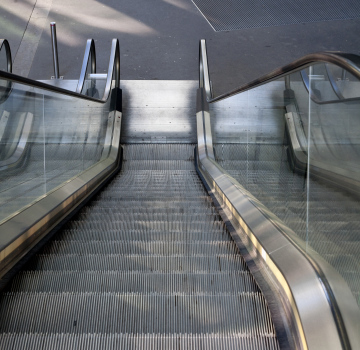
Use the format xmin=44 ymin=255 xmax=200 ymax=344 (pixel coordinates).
xmin=0 ymin=292 xmax=273 ymax=334
xmin=40 ymin=241 xmax=238 ymax=255
xmin=65 ymin=220 xmax=227 ymax=232
xmin=57 ymin=229 xmax=231 ymax=242
xmin=26 ymin=254 xmax=247 ymax=272
xmin=10 ymin=271 xmax=258 ymax=294
xmin=0 ymin=332 xmax=278 ymax=349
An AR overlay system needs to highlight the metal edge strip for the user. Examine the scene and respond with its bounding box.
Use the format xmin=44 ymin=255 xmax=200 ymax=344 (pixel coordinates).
xmin=194 ymin=144 xmax=300 ymax=350
xmin=199 ymin=40 xmax=212 ymax=100
xmin=195 ymin=111 xmax=308 ymax=350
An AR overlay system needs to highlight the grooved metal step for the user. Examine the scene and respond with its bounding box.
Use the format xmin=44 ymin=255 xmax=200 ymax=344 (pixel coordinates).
xmin=0 ymin=144 xmax=279 ymax=349
xmin=26 ymin=254 xmax=247 ymax=272
xmin=0 ymin=293 xmax=273 ymax=334
xmin=40 ymin=240 xmax=237 ymax=255
xmin=75 ymin=211 xmax=222 ymax=221
xmin=58 ymin=229 xmax=231 ymax=242
xmin=10 ymin=271 xmax=259 ymax=294
xmin=122 ymin=160 xmax=195 ymax=170
xmin=66 ymin=220 xmax=227 ymax=232
xmin=0 ymin=333 xmax=278 ymax=349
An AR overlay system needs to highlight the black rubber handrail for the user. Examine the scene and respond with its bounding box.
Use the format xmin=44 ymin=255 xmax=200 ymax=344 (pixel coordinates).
xmin=0 ymin=39 xmax=12 ymax=73
xmin=199 ymin=39 xmax=360 ymax=104
xmin=0 ymin=38 xmax=120 ymax=103
xmin=0 ymin=39 xmax=13 ymax=104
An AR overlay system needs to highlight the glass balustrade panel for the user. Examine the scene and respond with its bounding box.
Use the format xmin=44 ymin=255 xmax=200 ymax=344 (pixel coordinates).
xmin=0 ymin=78 xmax=111 ymax=224
xmin=307 ymin=65 xmax=360 ymax=307
xmin=211 ymin=74 xmax=310 ymax=239
xmin=211 ymin=62 xmax=360 ymax=307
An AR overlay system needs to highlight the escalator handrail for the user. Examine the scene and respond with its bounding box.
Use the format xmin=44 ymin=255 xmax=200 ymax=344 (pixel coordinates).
xmin=76 ymin=38 xmax=96 ymax=94
xmin=0 ymin=39 xmax=12 ymax=73
xmin=199 ymin=39 xmax=212 ymax=100
xmin=199 ymin=39 xmax=360 ymax=103
xmin=0 ymin=38 xmax=120 ymax=103
xmin=0 ymin=39 xmax=13 ymax=104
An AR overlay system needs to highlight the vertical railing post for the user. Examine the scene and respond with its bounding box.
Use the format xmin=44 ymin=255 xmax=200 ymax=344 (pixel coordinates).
xmin=341 ymin=69 xmax=347 ymax=81
xmin=285 ymin=75 xmax=291 ymax=90
xmin=50 ymin=22 xmax=60 ymax=79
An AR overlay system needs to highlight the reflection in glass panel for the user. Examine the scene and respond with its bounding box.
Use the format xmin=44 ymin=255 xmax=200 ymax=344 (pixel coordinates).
xmin=311 ymin=63 xmax=340 ymax=101
xmin=83 ymin=77 xmax=106 ymax=99
xmin=80 ymin=53 xmax=107 ymax=98
xmin=0 ymin=81 xmax=41 ymax=221
xmin=0 ymin=80 xmax=111 ymax=223
xmin=211 ymin=63 xmax=360 ymax=307
xmin=307 ymin=68 xmax=360 ymax=307
xmin=326 ymin=63 xmax=360 ymax=100
xmin=212 ymin=76 xmax=309 ymax=237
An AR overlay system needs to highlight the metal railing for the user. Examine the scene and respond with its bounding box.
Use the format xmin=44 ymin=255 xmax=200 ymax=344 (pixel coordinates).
xmin=0 ymin=38 xmax=120 ymax=103
xmin=199 ymin=39 xmax=360 ymax=104
xmin=76 ymin=38 xmax=97 ymax=93
xmin=0 ymin=39 xmax=13 ymax=104
xmin=197 ymin=38 xmax=360 ymax=350
xmin=0 ymin=36 xmax=123 ymax=289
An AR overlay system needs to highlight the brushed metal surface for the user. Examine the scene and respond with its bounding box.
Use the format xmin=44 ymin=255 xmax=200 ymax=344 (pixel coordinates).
xmin=39 ymin=79 xmax=78 ymax=91
xmin=121 ymin=80 xmax=198 ymax=143
xmin=210 ymin=81 xmax=286 ymax=144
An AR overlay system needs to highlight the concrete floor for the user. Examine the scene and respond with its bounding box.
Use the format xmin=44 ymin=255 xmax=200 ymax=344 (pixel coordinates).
xmin=1 ymin=0 xmax=360 ymax=94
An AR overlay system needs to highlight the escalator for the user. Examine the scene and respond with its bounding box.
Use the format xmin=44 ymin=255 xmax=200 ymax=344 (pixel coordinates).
xmin=0 ymin=38 xmax=359 ymax=349
xmin=0 ymin=143 xmax=279 ymax=348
